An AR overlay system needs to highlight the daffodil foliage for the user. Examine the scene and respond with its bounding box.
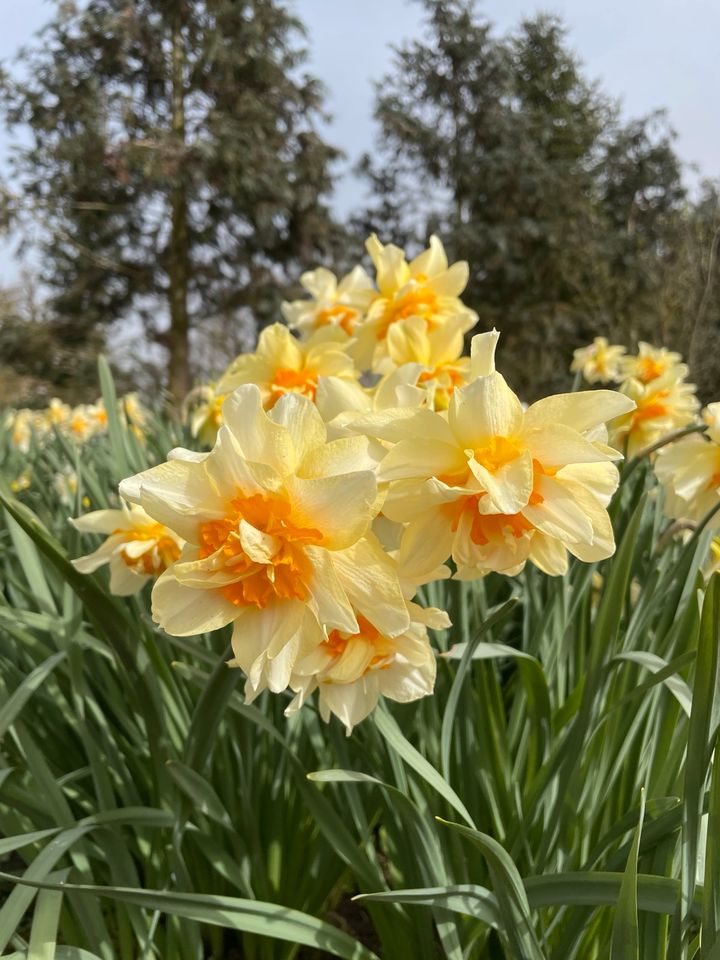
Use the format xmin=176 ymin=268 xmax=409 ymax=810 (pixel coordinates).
xmin=1 ymin=239 xmax=719 ymax=959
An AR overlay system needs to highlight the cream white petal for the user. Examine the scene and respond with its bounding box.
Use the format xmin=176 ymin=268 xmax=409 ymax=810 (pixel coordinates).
xmin=304 ymin=546 xmax=358 ymax=634
xmin=270 ymin=391 xmax=327 ymax=466
xmin=70 ymin=509 xmax=127 ymax=535
xmin=449 ymin=373 xmax=524 ymax=449
xmin=523 ymin=424 xmax=616 ymax=468
xmin=109 ymin=559 xmax=148 ymax=596
xmin=298 ymin=436 xmax=377 ymax=479
xmin=221 ymin=385 xmax=296 ymax=476
xmin=528 ymin=534 xmax=569 ymax=576
xmin=71 ymin=533 xmax=126 ymax=573
xmin=520 ymin=475 xmax=594 ymax=545
xmin=524 ymin=391 xmax=636 ymax=432
xmin=285 ymin=472 xmax=377 ymax=550
xmin=151 ymin=570 xmax=238 ymax=636
xmin=332 ymin=536 xmax=410 ymax=637
xmin=379 ymin=439 xmax=468 ymax=483
xmin=469 ymin=450 xmax=534 ymax=516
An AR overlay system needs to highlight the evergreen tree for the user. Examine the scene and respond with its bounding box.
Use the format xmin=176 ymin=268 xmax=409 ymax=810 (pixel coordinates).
xmin=0 ymin=0 xmax=341 ymax=398
xmin=360 ymin=0 xmax=688 ymax=396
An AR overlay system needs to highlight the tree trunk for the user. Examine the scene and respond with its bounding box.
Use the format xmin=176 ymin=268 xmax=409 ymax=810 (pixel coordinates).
xmin=167 ymin=11 xmax=191 ymax=401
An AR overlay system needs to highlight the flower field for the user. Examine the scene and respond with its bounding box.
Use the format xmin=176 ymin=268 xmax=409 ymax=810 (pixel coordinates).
xmin=1 ymin=237 xmax=719 ymax=959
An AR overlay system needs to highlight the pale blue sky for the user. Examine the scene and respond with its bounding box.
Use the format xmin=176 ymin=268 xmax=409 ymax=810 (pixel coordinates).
xmin=1 ymin=0 xmax=718 ymax=283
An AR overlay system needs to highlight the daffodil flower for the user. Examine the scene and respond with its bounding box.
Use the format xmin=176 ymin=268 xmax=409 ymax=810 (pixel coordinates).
xmin=71 ymin=502 xmax=184 ymax=595
xmin=358 ymin=331 xmax=635 ymax=579
xmin=352 ymin=234 xmax=477 ymax=372
xmin=654 ymin=402 xmax=720 ymax=526
xmin=282 ymin=265 xmax=376 ymax=338
xmin=571 ymin=337 xmax=626 ymax=383
xmin=119 ymin=386 xmax=410 ymax=699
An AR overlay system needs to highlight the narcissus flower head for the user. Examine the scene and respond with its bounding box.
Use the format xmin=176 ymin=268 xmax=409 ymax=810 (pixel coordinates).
xmin=353 ymin=235 xmax=477 ymax=372
xmin=360 ymin=330 xmax=635 ymax=579
xmin=620 ymin=342 xmax=685 ymax=386
xmin=119 ymin=386 xmax=410 ymax=699
xmin=654 ymin=402 xmax=720 ymax=527
xmin=71 ymin=502 xmax=183 ymax=595
xmin=282 ymin=266 xmax=376 ymax=338
xmin=217 ymin=323 xmax=360 ymax=411
xmin=571 ymin=337 xmax=626 ymax=384
xmin=384 ymin=314 xmax=470 ymax=410
xmin=285 ymin=601 xmax=447 ymax=734
xmin=609 ymin=371 xmax=698 ymax=457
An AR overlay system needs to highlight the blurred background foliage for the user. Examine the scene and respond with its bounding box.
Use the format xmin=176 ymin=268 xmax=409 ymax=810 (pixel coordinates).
xmin=0 ymin=0 xmax=718 ymax=402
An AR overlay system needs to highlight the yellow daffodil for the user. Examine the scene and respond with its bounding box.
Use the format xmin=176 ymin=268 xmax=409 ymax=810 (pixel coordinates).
xmin=359 ymin=330 xmax=634 ymax=579
xmin=71 ymin=502 xmax=184 ymax=596
xmin=285 ymin=601 xmax=446 ymax=734
xmin=570 ymin=337 xmax=626 ymax=383
xmin=185 ymin=384 xmax=225 ymax=447
xmin=119 ymin=386 xmax=410 ymax=700
xmin=383 ymin=314 xmax=470 ymax=409
xmin=316 ymin=363 xmax=429 ymax=440
xmin=352 ymin=234 xmax=477 ymax=372
xmin=46 ymin=398 xmax=71 ymax=427
xmin=10 ymin=468 xmax=32 ymax=493
xmin=282 ymin=265 xmax=376 ymax=338
xmin=654 ymin=402 xmax=720 ymax=526
xmin=620 ymin=341 xmax=685 ymax=385
xmin=217 ymin=323 xmax=360 ymax=411
xmin=609 ymin=370 xmax=698 ymax=457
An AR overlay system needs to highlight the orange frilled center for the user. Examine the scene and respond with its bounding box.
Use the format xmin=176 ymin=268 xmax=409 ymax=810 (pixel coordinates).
xmin=116 ymin=524 xmax=181 ymax=576
xmin=315 ymin=303 xmax=359 ymax=335
xmin=322 ymin=615 xmax=394 ymax=674
xmin=474 ymin=435 xmax=523 ymax=473
xmin=378 ymin=278 xmax=439 ymax=339
xmin=418 ymin=364 xmax=467 ymax=410
xmin=268 ymin=366 xmax=318 ymax=406
xmin=441 ymin=458 xmax=555 ymax=545
xmin=636 ymin=356 xmax=666 ymax=384
xmin=443 ymin=494 xmax=535 ymax=546
xmin=197 ymin=494 xmax=323 ymax=609
xmin=631 ymin=389 xmax=670 ymax=426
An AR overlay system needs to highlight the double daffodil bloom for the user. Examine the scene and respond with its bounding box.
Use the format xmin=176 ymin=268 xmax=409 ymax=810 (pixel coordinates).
xmin=620 ymin=342 xmax=685 ymax=385
xmin=609 ymin=370 xmax=698 ymax=457
xmin=285 ymin=598 xmax=447 ymax=734
xmin=654 ymin=402 xmax=720 ymax=526
xmin=119 ymin=386 xmax=410 ymax=700
xmin=384 ymin=314 xmax=470 ymax=409
xmin=217 ymin=323 xmax=360 ymax=411
xmin=71 ymin=502 xmax=184 ymax=596
xmin=282 ymin=265 xmax=376 ymax=338
xmin=571 ymin=337 xmax=626 ymax=383
xmin=352 ymin=235 xmax=477 ymax=372
xmin=359 ymin=331 xmax=635 ymax=579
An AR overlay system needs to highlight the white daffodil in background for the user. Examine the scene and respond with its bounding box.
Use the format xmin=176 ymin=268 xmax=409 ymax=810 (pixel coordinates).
xmin=282 ymin=265 xmax=376 ymax=338
xmin=352 ymin=234 xmax=477 ymax=372
xmin=71 ymin=501 xmax=184 ymax=595
xmin=609 ymin=369 xmax=698 ymax=457
xmin=620 ymin=341 xmax=685 ymax=385
xmin=119 ymin=385 xmax=410 ymax=701
xmin=571 ymin=336 xmax=626 ymax=384
xmin=216 ymin=323 xmax=360 ymax=411
xmin=654 ymin=402 xmax=720 ymax=527
xmin=360 ymin=330 xmax=635 ymax=580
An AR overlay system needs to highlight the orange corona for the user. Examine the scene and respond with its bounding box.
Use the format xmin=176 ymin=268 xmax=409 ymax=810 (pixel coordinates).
xmin=198 ymin=494 xmax=323 ymax=609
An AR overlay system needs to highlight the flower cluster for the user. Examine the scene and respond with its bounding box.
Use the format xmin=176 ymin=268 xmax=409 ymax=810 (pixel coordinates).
xmin=3 ymin=393 xmax=147 ymax=453
xmin=571 ymin=337 xmax=698 ymax=455
xmin=72 ymin=236 xmax=635 ymax=733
